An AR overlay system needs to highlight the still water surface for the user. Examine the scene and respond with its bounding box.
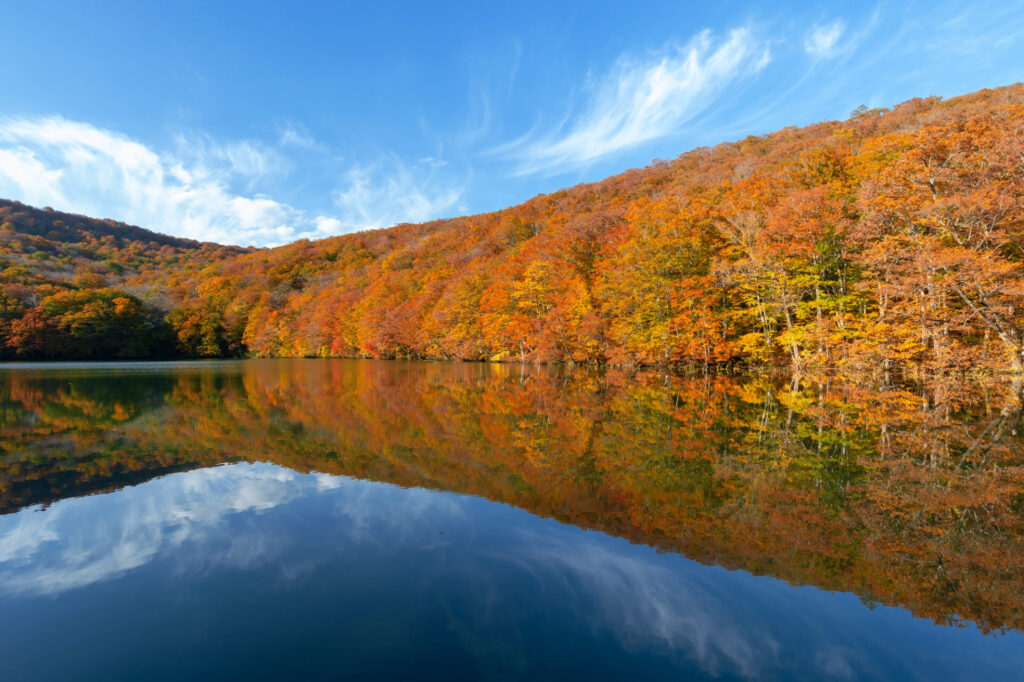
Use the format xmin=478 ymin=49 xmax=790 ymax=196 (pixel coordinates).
xmin=1 ymin=360 xmax=1022 ymax=680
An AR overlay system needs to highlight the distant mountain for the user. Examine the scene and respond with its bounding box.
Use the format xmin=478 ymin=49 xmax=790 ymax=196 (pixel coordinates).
xmin=0 ymin=198 xmax=248 ymax=278
xmin=0 ymin=84 xmax=1021 ymax=375
xmin=1 ymin=199 xmax=212 ymax=247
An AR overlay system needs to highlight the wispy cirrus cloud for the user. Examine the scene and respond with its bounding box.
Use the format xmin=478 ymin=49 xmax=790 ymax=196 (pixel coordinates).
xmin=332 ymin=154 xmax=466 ymax=230
xmin=276 ymin=121 xmax=323 ymax=151
xmin=496 ymin=28 xmax=771 ymax=176
xmin=804 ymin=20 xmax=847 ymax=59
xmin=173 ymin=133 xmax=289 ymax=187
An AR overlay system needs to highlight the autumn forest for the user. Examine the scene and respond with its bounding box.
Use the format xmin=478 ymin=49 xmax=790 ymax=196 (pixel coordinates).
xmin=1 ymin=85 xmax=1022 ymax=379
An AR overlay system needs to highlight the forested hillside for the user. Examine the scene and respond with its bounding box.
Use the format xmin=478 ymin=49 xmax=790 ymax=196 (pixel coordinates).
xmin=0 ymin=201 xmax=246 ymax=358
xmin=1 ymin=84 xmax=1022 ymax=376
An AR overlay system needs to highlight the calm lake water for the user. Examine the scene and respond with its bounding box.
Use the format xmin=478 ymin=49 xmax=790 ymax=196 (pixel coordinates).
xmin=1 ymin=359 xmax=1022 ymax=681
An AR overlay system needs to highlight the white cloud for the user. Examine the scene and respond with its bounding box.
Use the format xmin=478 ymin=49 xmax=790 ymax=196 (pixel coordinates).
xmin=804 ymin=20 xmax=846 ymax=58
xmin=277 ymin=122 xmax=321 ymax=151
xmin=0 ymin=116 xmax=315 ymax=246
xmin=229 ymin=195 xmax=295 ymax=230
xmin=180 ymin=135 xmax=285 ymax=183
xmin=0 ymin=116 xmax=465 ymax=247
xmin=332 ymin=155 xmax=465 ymax=230
xmin=418 ymin=156 xmax=449 ymax=168
xmin=313 ymin=215 xmax=346 ymax=235
xmin=498 ymin=28 xmax=770 ymax=176
xmin=0 ymin=147 xmax=66 ymax=207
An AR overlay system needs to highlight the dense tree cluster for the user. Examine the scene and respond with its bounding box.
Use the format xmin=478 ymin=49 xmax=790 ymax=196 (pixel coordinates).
xmin=5 ymin=288 xmax=174 ymax=359
xmin=0 ymin=201 xmax=246 ymax=359
xmin=0 ymin=85 xmax=1022 ymax=375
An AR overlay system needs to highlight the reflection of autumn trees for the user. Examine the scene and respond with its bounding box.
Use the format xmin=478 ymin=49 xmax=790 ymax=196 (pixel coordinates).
xmin=1 ymin=361 xmax=1022 ymax=633
xmin=0 ymin=371 xmax=233 ymax=508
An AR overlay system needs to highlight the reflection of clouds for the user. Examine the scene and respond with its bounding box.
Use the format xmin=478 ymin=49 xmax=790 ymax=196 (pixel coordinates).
xmin=501 ymin=531 xmax=779 ymax=678
xmin=0 ymin=464 xmax=323 ymax=596
xmin=0 ymin=510 xmax=60 ymax=564
xmin=0 ymin=463 xmax=466 ymax=598
xmin=1 ymin=464 xmax=1011 ymax=680
xmin=0 ymin=465 xmax=875 ymax=679
xmin=314 ymin=473 xmax=344 ymax=491
xmin=328 ymin=482 xmax=462 ymax=547
xmin=816 ymin=646 xmax=855 ymax=679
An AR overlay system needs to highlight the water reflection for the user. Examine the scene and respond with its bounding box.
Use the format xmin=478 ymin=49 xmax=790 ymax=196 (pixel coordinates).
xmin=0 ymin=360 xmax=1023 ymax=680
xmin=0 ymin=464 xmax=324 ymax=595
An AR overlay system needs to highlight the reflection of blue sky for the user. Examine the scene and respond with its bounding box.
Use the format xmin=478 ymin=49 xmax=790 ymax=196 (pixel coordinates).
xmin=1 ymin=463 xmax=1022 ymax=680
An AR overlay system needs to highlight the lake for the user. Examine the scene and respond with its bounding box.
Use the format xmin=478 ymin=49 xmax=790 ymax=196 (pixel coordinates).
xmin=1 ymin=359 xmax=1022 ymax=681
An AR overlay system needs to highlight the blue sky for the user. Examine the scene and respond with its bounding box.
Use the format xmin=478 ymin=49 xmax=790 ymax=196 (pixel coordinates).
xmin=0 ymin=1 xmax=1021 ymax=246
